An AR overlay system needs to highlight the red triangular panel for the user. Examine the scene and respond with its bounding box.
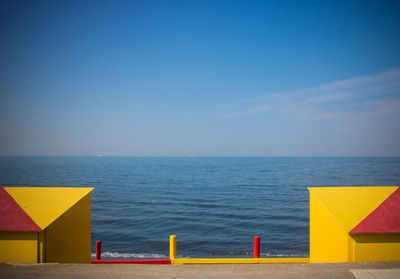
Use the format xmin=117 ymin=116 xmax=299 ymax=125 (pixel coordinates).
xmin=350 ymin=187 xmax=400 ymax=234
xmin=0 ymin=187 xmax=41 ymax=232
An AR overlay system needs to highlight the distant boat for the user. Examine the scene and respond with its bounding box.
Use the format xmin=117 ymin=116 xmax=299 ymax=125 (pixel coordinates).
xmin=98 ymin=154 xmax=103 ymax=157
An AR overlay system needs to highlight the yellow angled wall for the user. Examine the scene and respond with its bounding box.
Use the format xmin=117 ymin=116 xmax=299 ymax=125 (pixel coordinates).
xmin=350 ymin=234 xmax=400 ymax=262
xmin=0 ymin=232 xmax=38 ymax=263
xmin=309 ymin=193 xmax=350 ymax=263
xmin=308 ymin=187 xmax=397 ymax=232
xmin=5 ymin=187 xmax=94 ymax=230
xmin=45 ymin=193 xmax=91 ymax=263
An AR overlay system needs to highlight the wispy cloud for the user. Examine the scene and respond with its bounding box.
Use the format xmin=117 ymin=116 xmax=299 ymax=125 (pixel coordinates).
xmin=217 ymin=68 xmax=400 ymax=119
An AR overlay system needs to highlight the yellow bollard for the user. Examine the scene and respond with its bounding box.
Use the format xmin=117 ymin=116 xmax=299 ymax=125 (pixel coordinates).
xmin=170 ymin=235 xmax=176 ymax=260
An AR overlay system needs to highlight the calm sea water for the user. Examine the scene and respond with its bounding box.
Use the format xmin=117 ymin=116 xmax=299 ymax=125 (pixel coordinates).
xmin=1 ymin=157 xmax=399 ymax=259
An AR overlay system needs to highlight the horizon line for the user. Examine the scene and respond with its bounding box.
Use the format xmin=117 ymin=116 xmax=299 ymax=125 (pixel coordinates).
xmin=0 ymin=155 xmax=399 ymax=158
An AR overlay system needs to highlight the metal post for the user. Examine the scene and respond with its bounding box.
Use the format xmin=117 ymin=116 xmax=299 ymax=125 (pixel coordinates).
xmin=254 ymin=236 xmax=260 ymax=258
xmin=170 ymin=235 xmax=176 ymax=260
xmin=96 ymin=240 xmax=102 ymax=260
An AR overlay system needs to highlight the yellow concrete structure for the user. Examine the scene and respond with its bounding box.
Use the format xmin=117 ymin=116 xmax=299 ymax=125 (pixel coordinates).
xmin=309 ymin=186 xmax=400 ymax=263
xmin=0 ymin=187 xmax=93 ymax=263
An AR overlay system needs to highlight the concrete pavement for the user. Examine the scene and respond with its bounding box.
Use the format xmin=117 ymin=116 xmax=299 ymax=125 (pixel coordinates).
xmin=0 ymin=261 xmax=399 ymax=279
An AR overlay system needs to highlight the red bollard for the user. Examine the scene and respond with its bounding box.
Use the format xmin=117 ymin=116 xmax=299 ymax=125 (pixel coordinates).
xmin=96 ymin=240 xmax=102 ymax=260
xmin=254 ymin=236 xmax=260 ymax=258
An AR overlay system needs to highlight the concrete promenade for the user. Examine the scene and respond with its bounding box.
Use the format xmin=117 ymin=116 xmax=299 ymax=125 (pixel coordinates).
xmin=1 ymin=262 xmax=400 ymax=279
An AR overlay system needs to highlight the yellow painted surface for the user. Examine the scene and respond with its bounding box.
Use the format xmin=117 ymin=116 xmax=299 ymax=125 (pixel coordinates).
xmin=0 ymin=232 xmax=38 ymax=263
xmin=46 ymin=193 xmax=91 ymax=263
xmin=172 ymin=258 xmax=308 ymax=264
xmin=170 ymin=235 xmax=176 ymax=260
xmin=308 ymin=187 xmax=397 ymax=232
xmin=173 ymin=258 xmax=259 ymax=264
xmin=38 ymin=231 xmax=46 ymax=263
xmin=309 ymin=186 xmax=400 ymax=263
xmin=258 ymin=258 xmax=309 ymax=263
xmin=351 ymin=234 xmax=400 ymax=262
xmin=4 ymin=187 xmax=94 ymax=230
xmin=1 ymin=187 xmax=92 ymax=263
xmin=309 ymin=192 xmax=350 ymax=263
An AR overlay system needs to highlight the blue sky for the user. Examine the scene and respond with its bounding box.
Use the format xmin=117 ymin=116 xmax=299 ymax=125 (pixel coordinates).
xmin=1 ymin=0 xmax=399 ymax=156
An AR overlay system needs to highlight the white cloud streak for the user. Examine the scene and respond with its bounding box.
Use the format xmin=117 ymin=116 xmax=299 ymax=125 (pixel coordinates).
xmin=218 ymin=68 xmax=400 ymax=119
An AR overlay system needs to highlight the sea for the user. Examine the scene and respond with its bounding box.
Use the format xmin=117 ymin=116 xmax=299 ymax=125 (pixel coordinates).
xmin=0 ymin=156 xmax=399 ymax=259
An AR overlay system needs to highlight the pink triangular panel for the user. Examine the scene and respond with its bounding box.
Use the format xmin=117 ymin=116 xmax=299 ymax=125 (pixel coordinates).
xmin=0 ymin=188 xmax=41 ymax=232
xmin=350 ymin=187 xmax=400 ymax=234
